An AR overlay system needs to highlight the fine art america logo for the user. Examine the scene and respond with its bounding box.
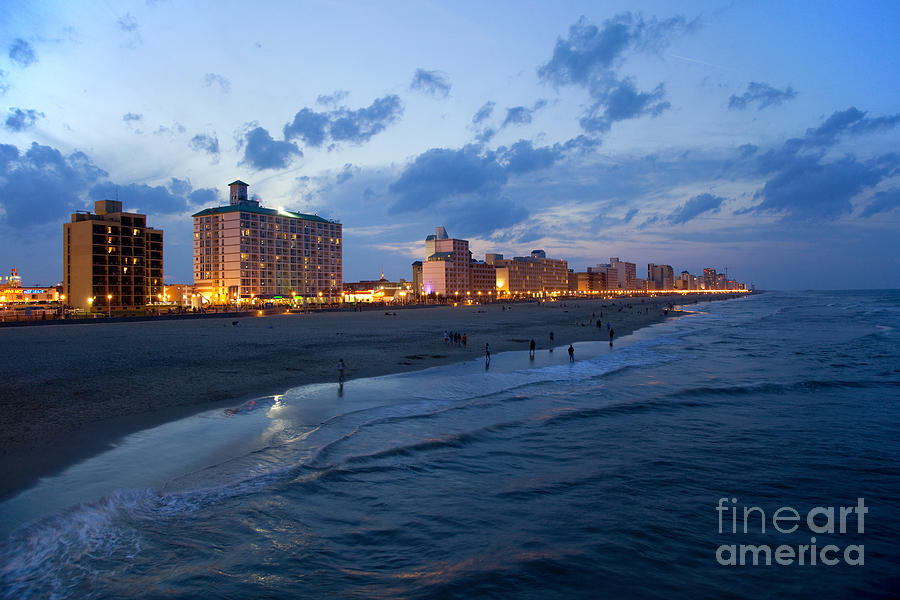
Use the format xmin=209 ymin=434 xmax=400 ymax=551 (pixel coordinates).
xmin=715 ymin=497 xmax=867 ymax=566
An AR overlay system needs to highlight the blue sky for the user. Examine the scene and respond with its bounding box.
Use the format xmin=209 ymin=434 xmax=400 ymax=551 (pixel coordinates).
xmin=1 ymin=0 xmax=898 ymax=289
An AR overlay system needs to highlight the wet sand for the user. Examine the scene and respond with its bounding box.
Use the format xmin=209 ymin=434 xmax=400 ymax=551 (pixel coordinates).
xmin=0 ymin=294 xmax=743 ymax=495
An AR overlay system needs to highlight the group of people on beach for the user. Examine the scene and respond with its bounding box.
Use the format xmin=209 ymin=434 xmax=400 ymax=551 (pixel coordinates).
xmin=443 ymin=330 xmax=467 ymax=347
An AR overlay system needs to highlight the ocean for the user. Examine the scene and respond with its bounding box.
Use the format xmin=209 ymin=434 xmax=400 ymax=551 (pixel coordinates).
xmin=1 ymin=290 xmax=898 ymax=599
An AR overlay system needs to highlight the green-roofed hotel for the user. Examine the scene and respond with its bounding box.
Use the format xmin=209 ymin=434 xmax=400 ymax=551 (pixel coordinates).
xmin=192 ymin=181 xmax=342 ymax=305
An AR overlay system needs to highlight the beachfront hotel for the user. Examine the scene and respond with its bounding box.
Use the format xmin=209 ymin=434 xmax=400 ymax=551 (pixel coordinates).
xmin=192 ymin=180 xmax=342 ymax=305
xmin=420 ymin=227 xmax=568 ymax=298
xmin=63 ymin=200 xmax=164 ymax=311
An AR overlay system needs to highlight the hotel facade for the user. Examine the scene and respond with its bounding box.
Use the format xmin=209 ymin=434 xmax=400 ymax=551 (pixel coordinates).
xmin=63 ymin=200 xmax=164 ymax=311
xmin=192 ymin=181 xmax=342 ymax=304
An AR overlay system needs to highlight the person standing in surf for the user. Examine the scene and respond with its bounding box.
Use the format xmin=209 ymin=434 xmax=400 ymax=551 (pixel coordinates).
xmin=568 ymin=344 xmax=575 ymax=362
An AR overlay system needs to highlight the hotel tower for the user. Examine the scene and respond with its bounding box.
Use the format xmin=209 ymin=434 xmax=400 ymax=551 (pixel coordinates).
xmin=63 ymin=200 xmax=164 ymax=311
xmin=192 ymin=180 xmax=342 ymax=304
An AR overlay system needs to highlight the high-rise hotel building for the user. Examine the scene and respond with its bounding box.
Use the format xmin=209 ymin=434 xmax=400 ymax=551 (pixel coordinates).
xmin=192 ymin=180 xmax=342 ymax=304
xmin=63 ymin=199 xmax=164 ymax=311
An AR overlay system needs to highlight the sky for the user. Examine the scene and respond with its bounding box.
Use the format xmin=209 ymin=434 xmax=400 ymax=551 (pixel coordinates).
xmin=1 ymin=0 xmax=898 ymax=290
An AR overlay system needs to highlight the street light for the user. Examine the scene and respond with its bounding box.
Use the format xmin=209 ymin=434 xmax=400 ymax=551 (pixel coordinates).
xmin=107 ymin=294 xmax=112 ymax=318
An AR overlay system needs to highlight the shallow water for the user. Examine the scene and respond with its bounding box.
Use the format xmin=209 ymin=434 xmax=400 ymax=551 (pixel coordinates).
xmin=2 ymin=291 xmax=898 ymax=599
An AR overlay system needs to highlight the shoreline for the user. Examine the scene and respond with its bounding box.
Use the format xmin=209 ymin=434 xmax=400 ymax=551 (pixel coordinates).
xmin=0 ymin=293 xmax=749 ymax=497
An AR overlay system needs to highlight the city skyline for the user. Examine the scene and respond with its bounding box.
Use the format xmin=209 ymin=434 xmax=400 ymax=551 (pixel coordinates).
xmin=1 ymin=1 xmax=898 ymax=289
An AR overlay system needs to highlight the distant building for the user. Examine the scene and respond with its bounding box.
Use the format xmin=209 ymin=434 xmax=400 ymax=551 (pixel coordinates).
xmin=63 ymin=200 xmax=164 ymax=311
xmin=192 ymin=180 xmax=342 ymax=304
xmin=422 ymin=227 xmax=475 ymax=297
xmin=488 ymin=250 xmax=568 ymax=296
xmin=648 ymin=263 xmax=675 ymax=290
xmin=610 ymin=257 xmax=637 ymax=290
xmin=411 ymin=261 xmax=423 ymax=297
xmin=703 ymin=268 xmax=718 ymax=290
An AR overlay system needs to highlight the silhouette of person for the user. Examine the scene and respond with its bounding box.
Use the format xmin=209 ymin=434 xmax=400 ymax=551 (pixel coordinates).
xmin=609 ymin=328 xmax=615 ymax=346
xmin=338 ymin=358 xmax=345 ymax=383
xmin=568 ymin=344 xmax=575 ymax=362
xmin=529 ymin=339 xmax=536 ymax=359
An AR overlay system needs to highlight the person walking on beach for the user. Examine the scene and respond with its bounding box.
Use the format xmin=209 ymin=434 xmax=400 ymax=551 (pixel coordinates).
xmin=529 ymin=339 xmax=536 ymax=359
xmin=337 ymin=358 xmax=345 ymax=384
xmin=568 ymin=344 xmax=575 ymax=362
xmin=549 ymin=331 xmax=554 ymax=352
xmin=485 ymin=343 xmax=491 ymax=368
xmin=609 ymin=328 xmax=615 ymax=346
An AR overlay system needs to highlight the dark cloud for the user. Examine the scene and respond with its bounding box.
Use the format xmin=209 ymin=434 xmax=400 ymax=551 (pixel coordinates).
xmin=498 ymin=140 xmax=561 ymax=174
xmin=122 ymin=112 xmax=142 ymax=122
xmin=728 ymin=82 xmax=797 ymax=110
xmin=738 ymin=144 xmax=758 ymax=158
xmin=668 ymin=193 xmax=725 ymax=224
xmin=474 ymin=128 xmax=496 ymax=144
xmin=410 ymin=69 xmax=451 ymax=98
xmin=9 ymin=39 xmax=36 ymax=67
xmin=329 ymin=95 xmax=403 ymax=144
xmin=336 ymin=163 xmax=356 ymax=184
xmin=5 ymin=108 xmax=44 ymax=132
xmin=0 ymin=142 xmax=107 ymax=228
xmin=316 ymin=90 xmax=349 ymax=107
xmin=284 ymin=95 xmax=403 ymax=148
xmin=623 ymin=207 xmax=639 ymax=223
xmin=89 ymin=178 xmax=218 ymax=214
xmin=804 ymin=107 xmax=900 ymax=146
xmin=188 ymin=133 xmax=220 ymax=157
xmin=390 ymin=136 xmax=581 ymax=213
xmin=241 ymin=126 xmax=302 ymax=170
xmin=582 ymin=79 xmax=669 ymax=133
xmin=283 ymin=108 xmax=330 ymax=147
xmin=747 ymin=154 xmax=896 ymax=220
xmin=860 ymin=188 xmax=900 ymax=218
xmin=389 ymin=145 xmax=508 ymax=212
xmin=472 ymin=101 xmax=495 ymax=125
xmin=203 ymin=73 xmax=231 ymax=94
xmin=446 ymin=196 xmax=529 ymax=236
xmin=538 ymin=14 xmax=687 ymax=134
xmin=503 ymin=106 xmax=533 ymax=127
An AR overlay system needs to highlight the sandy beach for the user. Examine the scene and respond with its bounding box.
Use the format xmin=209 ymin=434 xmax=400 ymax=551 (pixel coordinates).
xmin=0 ymin=294 xmax=743 ymax=494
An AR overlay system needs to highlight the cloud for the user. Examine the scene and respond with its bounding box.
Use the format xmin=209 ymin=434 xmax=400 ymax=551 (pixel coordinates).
xmin=336 ymin=163 xmax=356 ymax=184
xmin=153 ymin=122 xmax=186 ymax=137
xmin=747 ymin=154 xmax=896 ymax=220
xmin=0 ymin=69 xmax=8 ymax=95
xmin=241 ymin=126 xmax=302 ymax=170
xmin=316 ymin=90 xmax=349 ymax=107
xmin=390 ymin=137 xmax=574 ymax=213
xmin=188 ymin=133 xmax=220 ymax=158
xmin=283 ymin=108 xmax=330 ymax=147
xmin=860 ymin=188 xmax=900 ymax=218
xmin=803 ymin=107 xmax=900 ymax=146
xmin=5 ymin=108 xmax=45 ymax=132
xmin=0 ymin=142 xmax=107 ymax=228
xmin=122 ymin=112 xmax=142 ymax=122
xmin=668 ymin=193 xmax=725 ymax=224
xmin=389 ymin=144 xmax=508 ymax=212
xmin=497 ymin=140 xmax=561 ymax=174
xmin=284 ymin=94 xmax=403 ymax=148
xmin=89 ymin=178 xmax=219 ymax=214
xmin=738 ymin=144 xmax=758 ymax=158
xmin=329 ymin=95 xmax=403 ymax=144
xmin=8 ymin=39 xmax=36 ymax=67
xmin=502 ymin=106 xmax=533 ymax=127
xmin=472 ymin=102 xmax=495 ymax=125
xmin=116 ymin=13 xmax=142 ymax=46
xmin=728 ymin=82 xmax=797 ymax=110
xmin=202 ymin=73 xmax=231 ymax=93
xmin=410 ymin=69 xmax=451 ymax=98
xmin=623 ymin=207 xmax=639 ymax=223
xmin=538 ymin=14 xmax=689 ymax=134
xmin=501 ymin=100 xmax=548 ymax=128
xmin=580 ymin=78 xmax=669 ymax=133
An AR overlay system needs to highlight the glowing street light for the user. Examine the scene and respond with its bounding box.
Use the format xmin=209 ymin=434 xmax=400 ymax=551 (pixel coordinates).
xmin=107 ymin=294 xmax=112 ymax=317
